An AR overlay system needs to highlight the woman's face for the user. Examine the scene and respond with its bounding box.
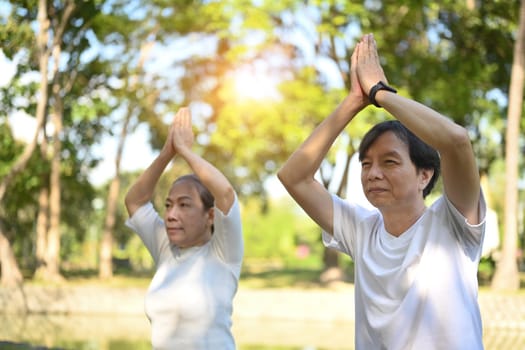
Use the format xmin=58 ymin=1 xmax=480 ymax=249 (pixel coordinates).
xmin=163 ymin=180 xmax=214 ymax=248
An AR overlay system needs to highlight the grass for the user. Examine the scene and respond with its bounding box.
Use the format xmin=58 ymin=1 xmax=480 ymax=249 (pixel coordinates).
xmin=19 ymin=263 xmax=525 ymax=292
xmin=240 ymin=266 xmax=325 ymax=289
xmin=22 ymin=265 xmax=332 ymax=290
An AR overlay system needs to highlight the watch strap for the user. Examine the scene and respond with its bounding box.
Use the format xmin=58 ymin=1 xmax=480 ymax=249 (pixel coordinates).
xmin=369 ymin=81 xmax=397 ymax=107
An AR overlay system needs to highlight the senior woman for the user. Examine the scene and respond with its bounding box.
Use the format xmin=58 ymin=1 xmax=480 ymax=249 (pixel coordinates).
xmin=125 ymin=107 xmax=243 ymax=350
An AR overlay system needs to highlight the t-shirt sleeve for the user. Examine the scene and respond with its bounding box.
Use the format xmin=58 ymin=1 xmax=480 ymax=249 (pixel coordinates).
xmin=211 ymin=193 xmax=244 ymax=274
xmin=322 ymin=194 xmax=359 ymax=259
xmin=125 ymin=202 xmax=169 ymax=266
xmin=442 ymin=188 xmax=487 ymax=260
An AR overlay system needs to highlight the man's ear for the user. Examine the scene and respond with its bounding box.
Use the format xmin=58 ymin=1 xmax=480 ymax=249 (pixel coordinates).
xmin=419 ymin=168 xmax=434 ymax=191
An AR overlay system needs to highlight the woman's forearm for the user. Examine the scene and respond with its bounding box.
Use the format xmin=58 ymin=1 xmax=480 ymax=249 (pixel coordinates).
xmin=278 ymin=95 xmax=362 ymax=186
xmin=178 ymin=148 xmax=234 ymax=213
xmin=125 ymin=148 xmax=173 ymax=216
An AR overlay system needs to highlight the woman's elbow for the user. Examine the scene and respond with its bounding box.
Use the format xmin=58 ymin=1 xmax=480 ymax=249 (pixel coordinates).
xmin=215 ymin=185 xmax=236 ymax=214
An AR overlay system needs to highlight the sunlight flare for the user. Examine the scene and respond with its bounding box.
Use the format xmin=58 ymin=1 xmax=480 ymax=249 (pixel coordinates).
xmin=232 ymin=67 xmax=280 ymax=101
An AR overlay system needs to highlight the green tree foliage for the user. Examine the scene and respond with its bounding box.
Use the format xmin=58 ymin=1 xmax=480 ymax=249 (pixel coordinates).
xmin=0 ymin=0 xmax=126 ymax=279
xmin=70 ymin=0 xmax=525 ymax=275
xmin=242 ymin=196 xmax=322 ymax=268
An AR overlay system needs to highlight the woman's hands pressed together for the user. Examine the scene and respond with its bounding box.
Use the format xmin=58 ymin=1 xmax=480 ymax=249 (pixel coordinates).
xmin=171 ymin=107 xmax=194 ymax=156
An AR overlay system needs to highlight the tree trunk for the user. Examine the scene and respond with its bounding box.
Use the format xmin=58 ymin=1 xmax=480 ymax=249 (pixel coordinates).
xmin=37 ymin=0 xmax=78 ymax=280
xmin=491 ymin=0 xmax=525 ymax=291
xmin=35 ymin=187 xmax=49 ymax=268
xmin=35 ymin=137 xmax=50 ymax=271
xmin=44 ymin=120 xmax=62 ymax=280
xmin=39 ymin=31 xmax=66 ymax=280
xmin=0 ymin=224 xmax=23 ymax=287
xmin=99 ymin=109 xmax=131 ymax=279
xmin=0 ymin=0 xmax=51 ymax=286
xmin=98 ymin=40 xmax=155 ymax=279
xmin=99 ymin=177 xmax=119 ymax=279
xmin=42 ymin=87 xmax=64 ymax=280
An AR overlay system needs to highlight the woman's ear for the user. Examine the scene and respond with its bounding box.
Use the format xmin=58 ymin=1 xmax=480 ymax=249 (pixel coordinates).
xmin=207 ymin=207 xmax=215 ymax=230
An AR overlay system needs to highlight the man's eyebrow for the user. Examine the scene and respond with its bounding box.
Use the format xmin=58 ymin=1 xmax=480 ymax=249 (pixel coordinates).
xmin=361 ymin=150 xmax=402 ymax=159
xmin=382 ymin=150 xmax=402 ymax=158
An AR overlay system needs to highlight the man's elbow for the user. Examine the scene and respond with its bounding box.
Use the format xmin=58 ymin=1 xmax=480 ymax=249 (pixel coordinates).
xmin=449 ymin=124 xmax=472 ymax=150
xmin=277 ymin=168 xmax=304 ymax=196
xmin=277 ymin=168 xmax=290 ymax=188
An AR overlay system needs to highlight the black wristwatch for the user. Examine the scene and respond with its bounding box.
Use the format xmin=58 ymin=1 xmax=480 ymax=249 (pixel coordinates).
xmin=368 ymin=81 xmax=397 ymax=107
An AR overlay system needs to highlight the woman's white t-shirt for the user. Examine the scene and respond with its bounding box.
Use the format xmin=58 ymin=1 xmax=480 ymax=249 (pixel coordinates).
xmin=323 ymin=192 xmax=486 ymax=350
xmin=126 ymin=196 xmax=243 ymax=350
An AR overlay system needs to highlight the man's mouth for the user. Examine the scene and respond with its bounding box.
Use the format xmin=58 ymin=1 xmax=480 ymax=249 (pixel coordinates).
xmin=367 ymin=187 xmax=386 ymax=194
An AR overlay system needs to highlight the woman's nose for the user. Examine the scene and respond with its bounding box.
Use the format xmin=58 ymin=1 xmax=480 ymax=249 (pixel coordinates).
xmin=166 ymin=207 xmax=179 ymax=221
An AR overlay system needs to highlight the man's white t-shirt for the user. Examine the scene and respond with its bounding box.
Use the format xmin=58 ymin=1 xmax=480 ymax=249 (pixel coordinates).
xmin=323 ymin=192 xmax=486 ymax=350
xmin=126 ymin=196 xmax=243 ymax=350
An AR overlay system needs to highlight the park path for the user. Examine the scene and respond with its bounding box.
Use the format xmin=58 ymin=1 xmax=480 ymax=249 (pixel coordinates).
xmin=1 ymin=283 xmax=524 ymax=324
xmin=235 ymin=285 xmax=525 ymax=326
xmin=233 ymin=285 xmax=525 ymax=349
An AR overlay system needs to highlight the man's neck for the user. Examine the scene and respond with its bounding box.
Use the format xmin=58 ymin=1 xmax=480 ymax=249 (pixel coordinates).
xmin=380 ymin=202 xmax=427 ymax=237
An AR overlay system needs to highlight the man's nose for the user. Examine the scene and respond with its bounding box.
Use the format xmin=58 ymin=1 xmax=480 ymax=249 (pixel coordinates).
xmin=367 ymin=163 xmax=383 ymax=180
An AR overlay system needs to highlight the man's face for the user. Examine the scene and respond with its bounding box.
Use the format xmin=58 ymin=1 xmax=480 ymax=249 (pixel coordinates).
xmin=360 ymin=131 xmax=430 ymax=211
xmin=164 ymin=180 xmax=213 ymax=248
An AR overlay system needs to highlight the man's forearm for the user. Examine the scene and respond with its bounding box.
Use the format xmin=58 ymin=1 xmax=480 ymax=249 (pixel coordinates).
xmin=376 ymin=91 xmax=467 ymax=152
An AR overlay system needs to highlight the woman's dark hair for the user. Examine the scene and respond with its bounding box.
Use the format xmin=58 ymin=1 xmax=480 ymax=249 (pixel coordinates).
xmin=173 ymin=174 xmax=215 ymax=211
xmin=358 ymin=120 xmax=441 ymax=198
